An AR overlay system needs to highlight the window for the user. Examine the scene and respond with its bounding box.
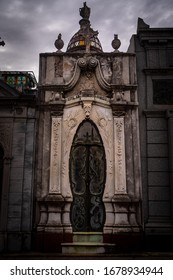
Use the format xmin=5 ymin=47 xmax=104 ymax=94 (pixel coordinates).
xmin=153 ymin=79 xmax=173 ymax=104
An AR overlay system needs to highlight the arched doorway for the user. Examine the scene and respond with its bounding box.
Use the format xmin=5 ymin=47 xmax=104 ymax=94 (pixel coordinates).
xmin=69 ymin=120 xmax=106 ymax=232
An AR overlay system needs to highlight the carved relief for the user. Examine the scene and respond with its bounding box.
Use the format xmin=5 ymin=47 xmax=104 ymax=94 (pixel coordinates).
xmin=88 ymin=57 xmax=98 ymax=69
xmin=112 ymin=90 xmax=125 ymax=102
xmin=91 ymin=107 xmax=114 ymax=197
xmin=63 ymin=57 xmax=77 ymax=84
xmin=78 ymin=57 xmax=98 ymax=70
xmin=64 ymin=57 xmax=111 ymax=94
xmin=78 ymin=57 xmax=87 ymax=69
xmin=100 ymin=57 xmax=112 ymax=83
xmin=62 ymin=104 xmax=114 ymax=199
xmin=45 ymin=90 xmax=65 ymax=104
xmin=62 ymin=107 xmax=85 ymax=196
xmin=80 ymin=72 xmax=95 ymax=91
xmin=49 ymin=91 xmax=61 ymax=102
xmin=112 ymin=57 xmax=122 ymax=84
xmin=49 ymin=117 xmax=62 ymax=193
xmin=114 ymin=117 xmax=127 ymax=194
xmin=98 ymin=117 xmax=107 ymax=128
xmin=82 ymin=100 xmax=92 ymax=118
xmin=115 ymin=119 xmax=123 ymax=177
xmin=95 ymin=62 xmax=111 ymax=92
xmin=54 ymin=56 xmax=63 ymax=77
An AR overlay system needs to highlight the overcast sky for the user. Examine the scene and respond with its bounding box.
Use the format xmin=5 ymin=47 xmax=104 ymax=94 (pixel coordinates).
xmin=0 ymin=0 xmax=173 ymax=80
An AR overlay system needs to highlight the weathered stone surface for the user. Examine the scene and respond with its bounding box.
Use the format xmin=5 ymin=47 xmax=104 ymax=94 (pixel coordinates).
xmin=10 ymin=167 xmax=24 ymax=180
xmin=147 ymin=131 xmax=168 ymax=143
xmin=7 ymin=218 xmax=21 ymax=231
xmin=131 ymin=19 xmax=173 ymax=236
xmin=148 ymin=172 xmax=170 ymax=186
xmin=149 ymin=201 xmax=171 ymax=217
xmin=147 ymin=118 xmax=167 ymax=131
xmin=8 ymin=193 xmax=22 ymax=206
xmin=149 ymin=186 xmax=170 ymax=200
xmin=7 ymin=233 xmax=22 ymax=251
xmin=148 ymin=158 xmax=169 ymax=172
xmin=147 ymin=144 xmax=168 ymax=157
xmin=9 ymin=179 xmax=23 ymax=193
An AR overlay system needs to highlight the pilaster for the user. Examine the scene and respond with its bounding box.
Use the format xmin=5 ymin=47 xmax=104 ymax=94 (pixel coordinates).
xmin=49 ymin=116 xmax=62 ymax=194
xmin=167 ymin=110 xmax=173 ymax=221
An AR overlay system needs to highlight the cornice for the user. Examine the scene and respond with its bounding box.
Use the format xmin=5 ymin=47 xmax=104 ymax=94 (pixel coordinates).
xmin=143 ymin=68 xmax=173 ymax=74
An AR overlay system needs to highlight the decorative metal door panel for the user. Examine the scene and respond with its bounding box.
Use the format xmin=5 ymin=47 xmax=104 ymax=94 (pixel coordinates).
xmin=70 ymin=120 xmax=106 ymax=232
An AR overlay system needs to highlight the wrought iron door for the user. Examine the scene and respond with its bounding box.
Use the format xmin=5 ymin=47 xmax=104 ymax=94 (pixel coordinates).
xmin=70 ymin=120 xmax=106 ymax=232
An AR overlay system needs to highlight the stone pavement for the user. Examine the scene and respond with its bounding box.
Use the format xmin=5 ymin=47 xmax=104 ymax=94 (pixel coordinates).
xmin=1 ymin=251 xmax=173 ymax=260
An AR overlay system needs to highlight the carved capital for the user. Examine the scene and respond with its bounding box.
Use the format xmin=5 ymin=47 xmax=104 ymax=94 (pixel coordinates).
xmin=112 ymin=110 xmax=126 ymax=117
xmin=45 ymin=193 xmax=64 ymax=204
xmin=112 ymin=194 xmax=130 ymax=202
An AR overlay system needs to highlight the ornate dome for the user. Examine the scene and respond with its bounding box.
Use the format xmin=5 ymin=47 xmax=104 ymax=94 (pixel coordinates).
xmin=66 ymin=2 xmax=103 ymax=53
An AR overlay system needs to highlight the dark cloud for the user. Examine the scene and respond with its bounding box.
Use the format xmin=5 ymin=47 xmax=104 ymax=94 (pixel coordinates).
xmin=0 ymin=0 xmax=173 ymax=80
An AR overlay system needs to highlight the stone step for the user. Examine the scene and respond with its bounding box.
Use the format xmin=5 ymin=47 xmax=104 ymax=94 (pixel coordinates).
xmin=73 ymin=232 xmax=103 ymax=243
xmin=62 ymin=242 xmax=115 ymax=254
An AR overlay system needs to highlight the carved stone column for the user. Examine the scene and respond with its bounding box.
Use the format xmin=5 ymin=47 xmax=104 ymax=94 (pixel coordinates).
xmin=45 ymin=116 xmax=64 ymax=232
xmin=113 ymin=115 xmax=127 ymax=195
xmin=49 ymin=116 xmax=62 ymax=194
xmin=112 ymin=112 xmax=131 ymax=231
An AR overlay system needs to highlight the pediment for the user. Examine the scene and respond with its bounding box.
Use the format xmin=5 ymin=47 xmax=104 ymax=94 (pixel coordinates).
xmin=0 ymin=80 xmax=20 ymax=98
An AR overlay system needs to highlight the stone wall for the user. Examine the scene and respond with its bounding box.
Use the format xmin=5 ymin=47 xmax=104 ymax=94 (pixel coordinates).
xmin=130 ymin=19 xmax=173 ymax=241
xmin=0 ymin=103 xmax=36 ymax=252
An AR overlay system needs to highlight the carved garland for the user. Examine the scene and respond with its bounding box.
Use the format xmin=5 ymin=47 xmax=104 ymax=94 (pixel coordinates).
xmin=115 ymin=119 xmax=123 ymax=178
xmin=114 ymin=117 xmax=127 ymax=194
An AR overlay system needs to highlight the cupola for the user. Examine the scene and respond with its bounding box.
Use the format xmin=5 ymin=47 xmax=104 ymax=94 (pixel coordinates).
xmin=66 ymin=2 xmax=103 ymax=53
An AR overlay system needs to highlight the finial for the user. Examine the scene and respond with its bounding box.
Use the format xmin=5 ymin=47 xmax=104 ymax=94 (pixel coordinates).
xmin=0 ymin=37 xmax=5 ymax=47
xmin=54 ymin=33 xmax=64 ymax=52
xmin=79 ymin=2 xmax=90 ymax=20
xmin=111 ymin=34 xmax=121 ymax=52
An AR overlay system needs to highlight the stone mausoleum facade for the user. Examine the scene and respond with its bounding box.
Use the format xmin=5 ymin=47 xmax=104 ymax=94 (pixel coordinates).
xmin=0 ymin=3 xmax=173 ymax=255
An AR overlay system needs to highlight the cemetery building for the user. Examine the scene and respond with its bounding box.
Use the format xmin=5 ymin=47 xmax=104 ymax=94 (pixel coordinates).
xmin=0 ymin=3 xmax=173 ymax=255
